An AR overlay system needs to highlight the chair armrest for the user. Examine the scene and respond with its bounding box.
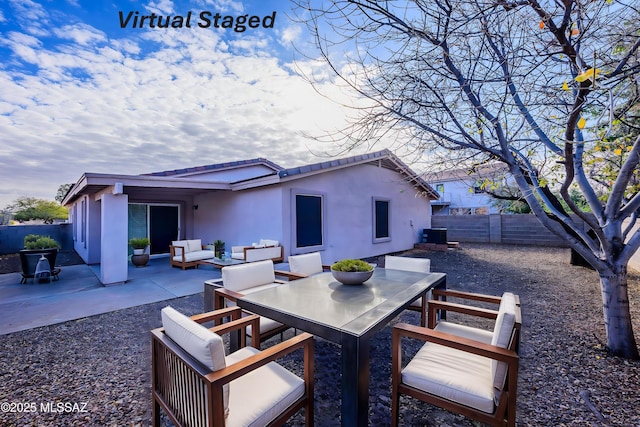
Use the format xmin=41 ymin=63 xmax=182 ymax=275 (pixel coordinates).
xmin=432 ymin=288 xmax=503 ymax=305
xmin=190 ymin=306 xmax=243 ymax=324
xmin=214 ymin=287 xmax=244 ymax=306
xmin=205 ymin=332 xmax=314 ymax=387
xmin=393 ymin=322 xmax=518 ymax=363
xmin=427 ymin=300 xmax=499 ymax=328
xmin=211 ymin=314 xmax=261 ymax=349
xmin=169 ymin=245 xmax=186 ymax=260
xmin=274 ymin=270 xmax=308 ymax=281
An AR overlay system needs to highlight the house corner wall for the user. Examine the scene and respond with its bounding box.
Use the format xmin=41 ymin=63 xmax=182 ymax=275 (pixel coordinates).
xmin=99 ymin=193 xmax=128 ymax=285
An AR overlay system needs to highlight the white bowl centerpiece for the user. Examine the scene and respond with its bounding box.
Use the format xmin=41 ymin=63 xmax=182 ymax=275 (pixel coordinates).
xmin=331 ymin=259 xmax=375 ymax=285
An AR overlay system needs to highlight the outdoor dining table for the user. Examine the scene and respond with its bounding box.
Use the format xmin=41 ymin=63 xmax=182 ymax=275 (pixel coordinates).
xmin=237 ymin=268 xmax=447 ymax=427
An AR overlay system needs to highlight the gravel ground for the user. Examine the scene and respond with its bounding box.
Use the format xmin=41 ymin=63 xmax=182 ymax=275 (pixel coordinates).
xmin=1 ymin=243 xmax=639 ymax=427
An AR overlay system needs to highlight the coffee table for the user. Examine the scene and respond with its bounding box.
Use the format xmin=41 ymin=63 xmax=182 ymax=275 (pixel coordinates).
xmin=237 ymin=268 xmax=446 ymax=426
xmin=196 ymin=257 xmax=245 ymax=269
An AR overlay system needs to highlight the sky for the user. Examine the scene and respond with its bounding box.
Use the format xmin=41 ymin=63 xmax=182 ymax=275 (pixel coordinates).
xmin=0 ymin=0 xmax=381 ymax=210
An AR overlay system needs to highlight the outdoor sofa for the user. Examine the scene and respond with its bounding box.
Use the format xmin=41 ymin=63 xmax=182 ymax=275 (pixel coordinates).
xmin=231 ymin=239 xmax=284 ymax=263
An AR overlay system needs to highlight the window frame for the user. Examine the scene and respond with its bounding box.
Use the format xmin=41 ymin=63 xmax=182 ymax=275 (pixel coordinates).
xmin=372 ymin=197 xmax=391 ymax=243
xmin=291 ymin=189 xmax=326 ymax=254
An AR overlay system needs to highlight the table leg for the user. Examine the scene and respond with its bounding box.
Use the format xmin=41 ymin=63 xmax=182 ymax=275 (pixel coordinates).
xmin=341 ymin=334 xmax=370 ymax=426
xmin=204 ymin=282 xmax=214 ymax=312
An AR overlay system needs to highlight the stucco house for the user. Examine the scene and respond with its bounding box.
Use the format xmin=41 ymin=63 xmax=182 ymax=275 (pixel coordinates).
xmin=62 ymin=149 xmax=438 ymax=285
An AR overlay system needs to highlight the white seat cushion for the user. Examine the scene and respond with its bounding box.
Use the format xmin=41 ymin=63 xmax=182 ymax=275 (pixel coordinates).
xmin=222 ymin=260 xmax=276 ymax=292
xmin=161 ymin=306 xmax=230 ymax=415
xmin=385 ymin=255 xmax=430 ymax=273
xmin=385 ymin=256 xmax=431 ymax=308
xmin=225 ymin=347 xmax=305 ymax=427
xmin=434 ymin=321 xmax=494 ymax=344
xmin=491 ymin=292 xmax=517 ymax=400
xmin=289 ymin=252 xmax=323 ymax=276
xmin=402 ymin=341 xmax=495 ymax=413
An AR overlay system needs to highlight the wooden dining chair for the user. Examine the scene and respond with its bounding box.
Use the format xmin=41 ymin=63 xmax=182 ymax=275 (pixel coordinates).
xmin=152 ymin=306 xmax=314 ymax=427
xmin=391 ymin=290 xmax=521 ymax=427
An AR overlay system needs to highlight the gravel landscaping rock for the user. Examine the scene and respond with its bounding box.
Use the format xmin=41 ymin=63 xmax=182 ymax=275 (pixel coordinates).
xmin=0 ymin=243 xmax=638 ymax=426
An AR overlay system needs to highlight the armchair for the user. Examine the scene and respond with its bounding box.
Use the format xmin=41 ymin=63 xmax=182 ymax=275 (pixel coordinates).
xmin=215 ymin=260 xmax=291 ymax=345
xmin=152 ymin=306 xmax=314 ymax=427
xmin=391 ymin=290 xmax=521 ymax=427
xmin=384 ymin=255 xmax=431 ymax=326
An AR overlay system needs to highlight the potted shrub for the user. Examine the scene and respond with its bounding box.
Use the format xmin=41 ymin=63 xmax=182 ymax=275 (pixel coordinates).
xmin=330 ymin=259 xmax=375 ymax=285
xmin=129 ymin=237 xmax=150 ymax=267
xmin=213 ymin=239 xmax=225 ymax=258
xmin=24 ymin=234 xmax=61 ymax=250
xmin=20 ymin=235 xmax=62 ymax=282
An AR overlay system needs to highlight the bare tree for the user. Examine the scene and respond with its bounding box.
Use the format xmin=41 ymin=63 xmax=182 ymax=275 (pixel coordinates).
xmin=293 ymin=0 xmax=640 ymax=358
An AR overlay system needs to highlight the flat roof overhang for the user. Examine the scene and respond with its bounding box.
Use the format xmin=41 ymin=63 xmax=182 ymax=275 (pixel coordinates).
xmin=62 ymin=173 xmax=230 ymax=205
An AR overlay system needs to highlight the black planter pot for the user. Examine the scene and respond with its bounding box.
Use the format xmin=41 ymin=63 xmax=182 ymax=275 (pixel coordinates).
xmin=131 ymin=253 xmax=149 ymax=267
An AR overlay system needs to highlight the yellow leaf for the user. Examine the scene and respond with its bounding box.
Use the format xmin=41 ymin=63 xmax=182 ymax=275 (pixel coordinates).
xmin=577 ymin=117 xmax=586 ymax=129
xmin=614 ymin=148 xmax=622 ymax=155
xmin=539 ymin=20 xmax=545 ymax=29
xmin=562 ymin=81 xmax=569 ymax=91
xmin=575 ymin=68 xmax=602 ymax=82
xmin=571 ymin=28 xmax=580 ymax=36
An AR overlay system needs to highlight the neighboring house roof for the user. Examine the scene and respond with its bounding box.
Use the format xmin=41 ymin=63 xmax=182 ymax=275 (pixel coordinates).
xmin=424 ymin=163 xmax=510 ymax=183
xmin=62 ymin=149 xmax=438 ymax=205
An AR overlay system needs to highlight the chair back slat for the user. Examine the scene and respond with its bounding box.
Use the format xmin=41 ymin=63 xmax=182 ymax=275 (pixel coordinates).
xmin=153 ymin=335 xmax=210 ymax=427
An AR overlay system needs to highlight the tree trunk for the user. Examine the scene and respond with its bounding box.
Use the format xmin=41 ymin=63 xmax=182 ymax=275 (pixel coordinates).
xmin=600 ymin=269 xmax=640 ymax=359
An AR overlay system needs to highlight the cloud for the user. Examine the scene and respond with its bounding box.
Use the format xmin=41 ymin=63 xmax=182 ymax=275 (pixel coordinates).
xmin=53 ymin=23 xmax=106 ymax=45
xmin=0 ymin=3 xmax=364 ymax=209
xmin=279 ymin=24 xmax=302 ymax=46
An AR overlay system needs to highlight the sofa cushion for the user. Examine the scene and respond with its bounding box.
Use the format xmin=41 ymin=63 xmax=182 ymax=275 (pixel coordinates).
xmin=402 ymin=341 xmax=495 ymax=413
xmin=161 ymin=306 xmax=229 ymax=415
xmin=187 ymin=239 xmax=203 ymax=253
xmin=172 ymin=240 xmax=189 ymax=255
xmin=222 ymin=260 xmax=275 ymax=292
xmin=490 ymin=292 xmax=517 ymax=399
xmin=289 ymin=252 xmax=323 ymax=276
xmin=245 ymin=246 xmax=282 ymax=263
xmin=259 ymin=239 xmax=279 ymax=247
xmin=172 ymin=250 xmax=214 ymax=263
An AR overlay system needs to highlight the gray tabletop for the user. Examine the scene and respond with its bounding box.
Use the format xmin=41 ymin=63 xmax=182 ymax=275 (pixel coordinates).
xmin=238 ymin=268 xmax=446 ymax=342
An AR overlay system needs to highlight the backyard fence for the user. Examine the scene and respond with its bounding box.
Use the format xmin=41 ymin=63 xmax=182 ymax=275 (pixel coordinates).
xmin=0 ymin=224 xmax=73 ymax=255
xmin=430 ymin=214 xmax=584 ymax=247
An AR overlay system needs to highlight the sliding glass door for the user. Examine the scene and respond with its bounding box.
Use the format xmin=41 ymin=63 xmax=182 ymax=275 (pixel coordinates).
xmin=128 ymin=204 xmax=180 ymax=255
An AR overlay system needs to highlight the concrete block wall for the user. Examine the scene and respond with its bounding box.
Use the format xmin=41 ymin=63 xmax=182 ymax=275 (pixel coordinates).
xmin=0 ymin=224 xmax=73 ymax=255
xmin=431 ymin=214 xmax=576 ymax=247
xmin=432 ymin=215 xmax=491 ymax=243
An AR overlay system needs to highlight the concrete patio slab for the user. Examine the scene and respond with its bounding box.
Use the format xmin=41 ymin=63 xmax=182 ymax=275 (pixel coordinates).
xmin=0 ymin=257 xmax=222 ymax=335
